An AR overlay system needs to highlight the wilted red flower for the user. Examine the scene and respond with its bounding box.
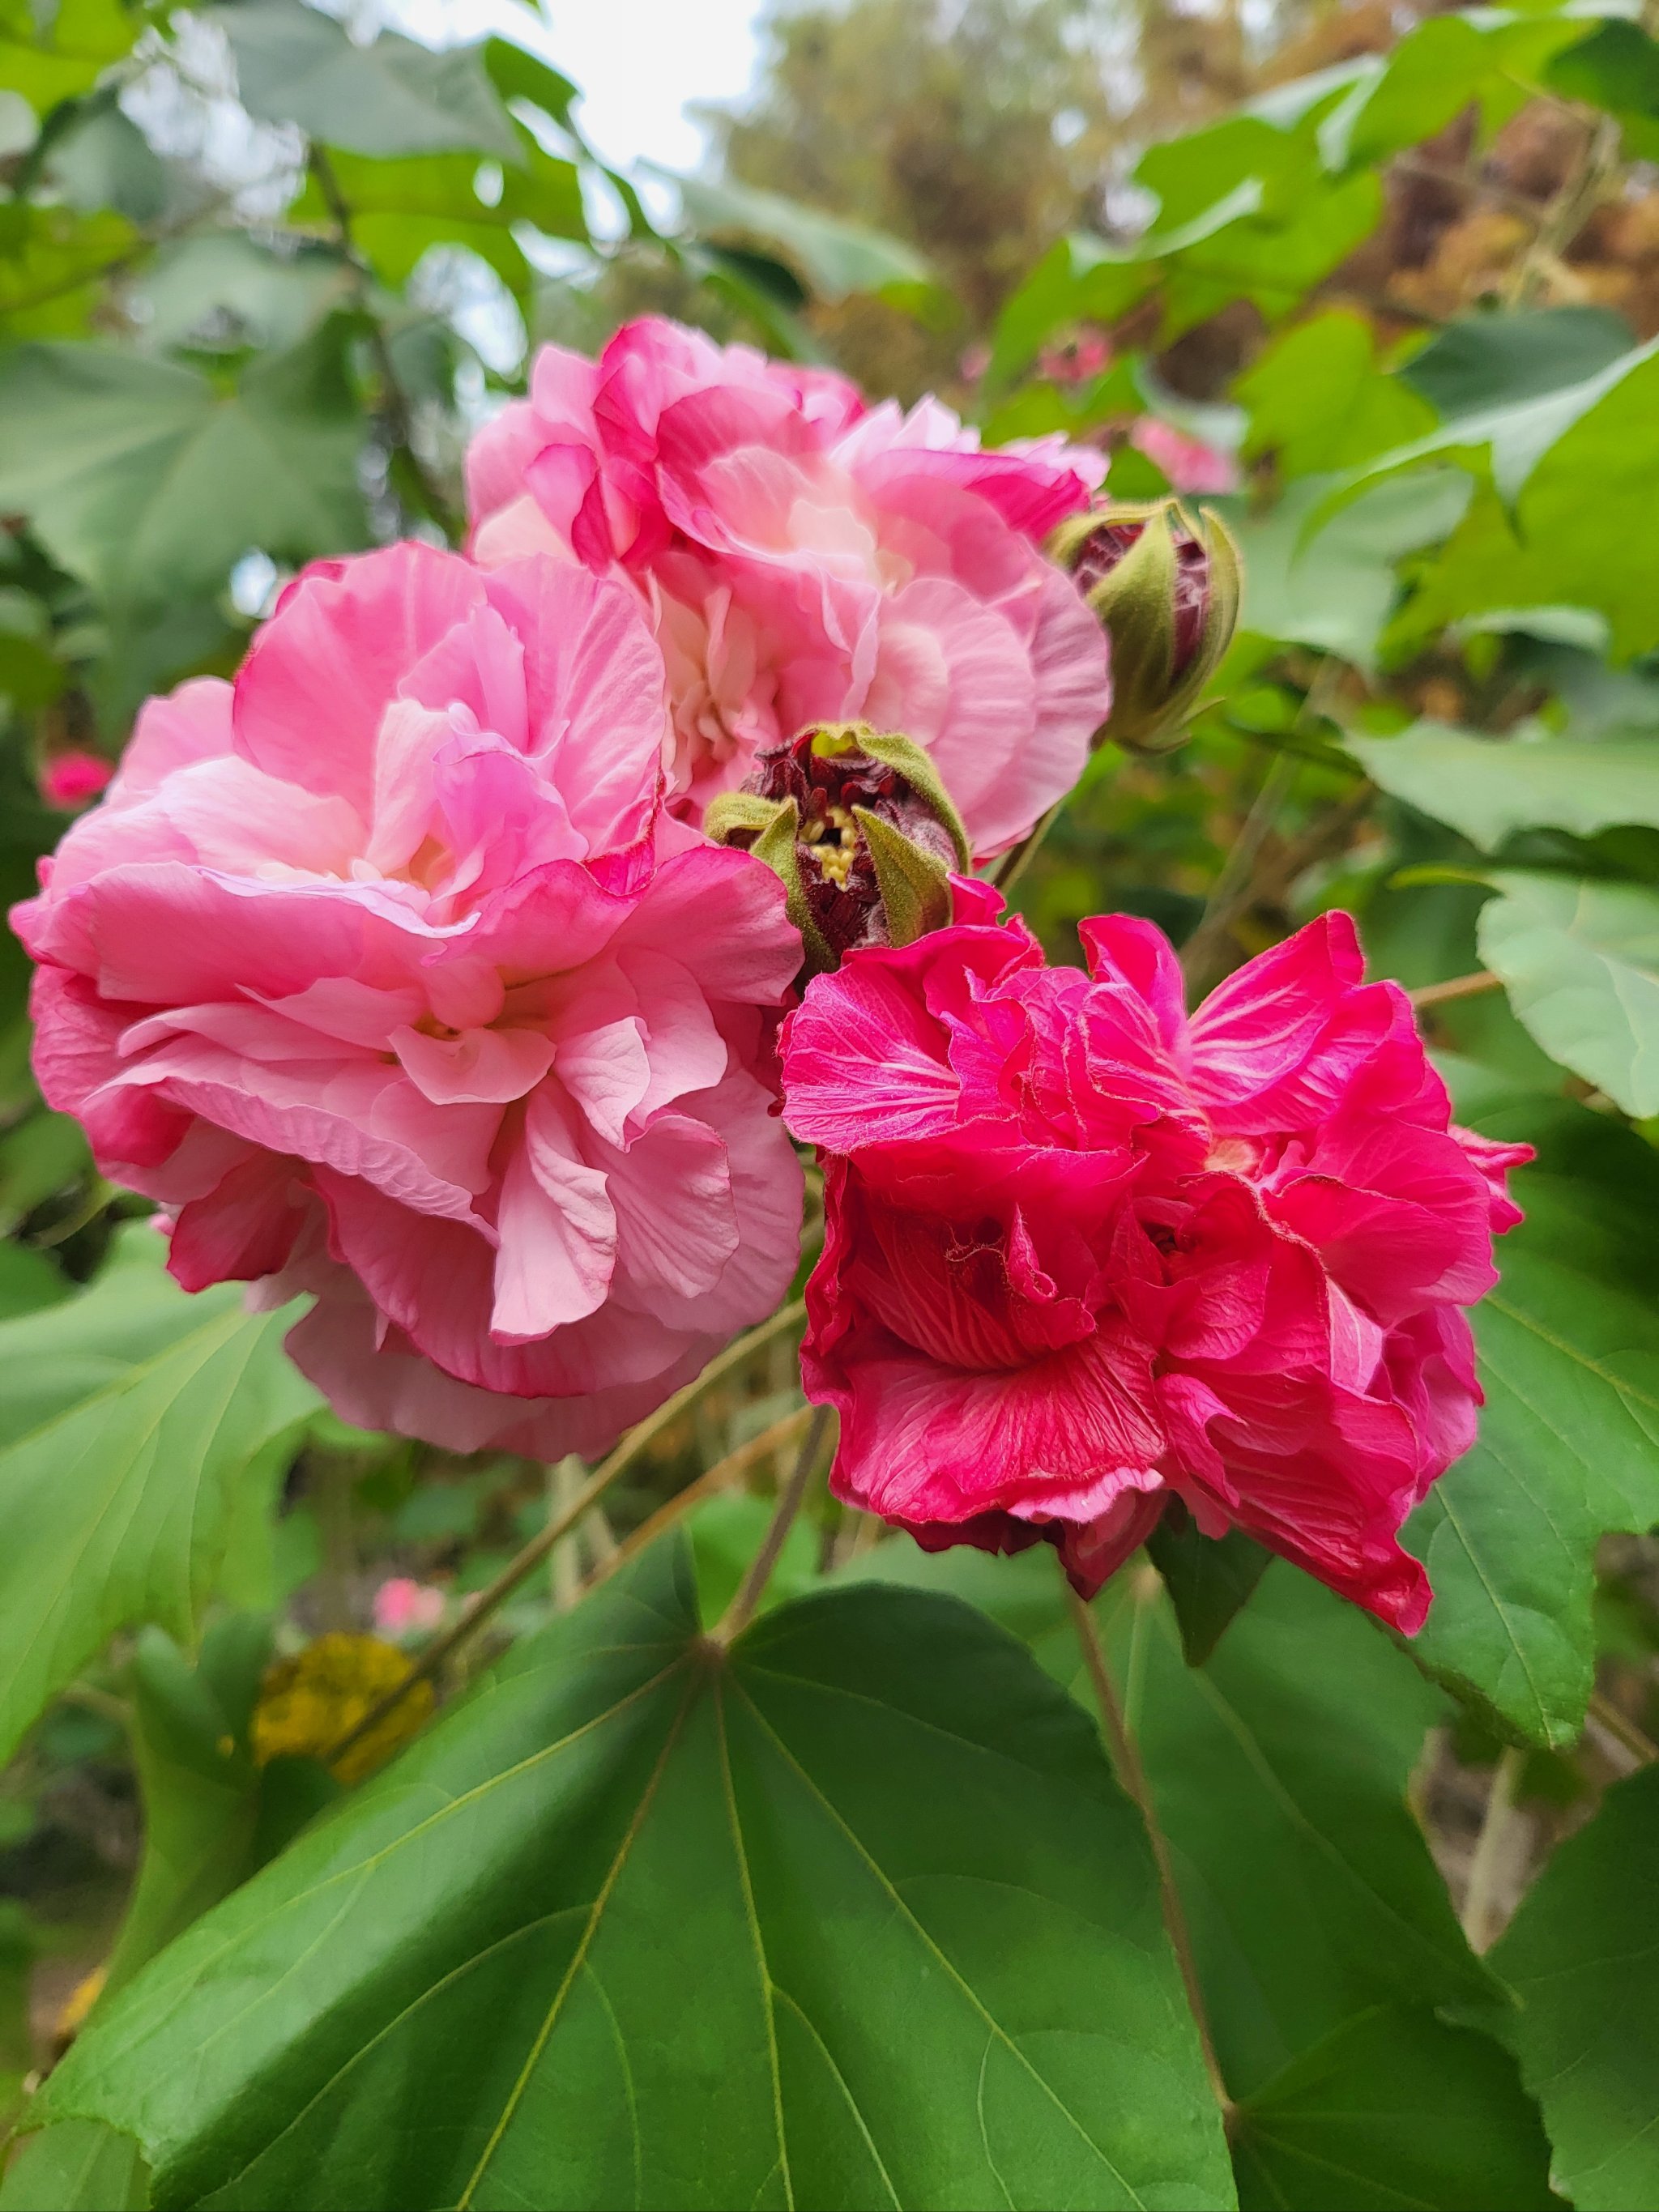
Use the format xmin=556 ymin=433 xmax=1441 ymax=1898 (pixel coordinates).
xmin=706 ymin=722 xmax=970 ymax=980
xmin=780 ymin=900 xmax=1529 ymax=1630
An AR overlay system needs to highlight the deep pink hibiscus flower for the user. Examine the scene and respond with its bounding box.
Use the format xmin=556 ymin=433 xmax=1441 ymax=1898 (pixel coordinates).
xmin=465 ymin=315 xmax=1111 ymax=855
xmin=14 ymin=542 xmax=804 ymax=1460
xmin=780 ymin=893 xmax=1529 ymax=1630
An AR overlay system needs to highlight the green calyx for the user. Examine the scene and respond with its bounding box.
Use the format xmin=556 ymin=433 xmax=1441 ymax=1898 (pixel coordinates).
xmin=805 ymin=722 xmax=973 ymax=874
xmin=703 ymin=789 xmax=838 ymax=975
xmin=855 ymin=806 xmax=953 ymax=944
xmin=1051 ymin=498 xmax=1242 ymax=755
xmin=703 ymin=724 xmax=970 ymax=977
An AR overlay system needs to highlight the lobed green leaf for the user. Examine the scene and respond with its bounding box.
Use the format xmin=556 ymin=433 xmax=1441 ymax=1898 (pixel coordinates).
xmin=1406 ymin=1102 xmax=1659 ymax=1745
xmin=0 ymin=321 xmax=369 ymax=612
xmin=35 ymin=1541 xmax=1235 ymax=2211
xmin=1487 ymin=1763 xmax=1659 ymax=2212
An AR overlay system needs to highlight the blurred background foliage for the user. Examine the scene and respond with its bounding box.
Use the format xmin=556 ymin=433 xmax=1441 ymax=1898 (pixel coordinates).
xmin=0 ymin=0 xmax=1657 ymax=2184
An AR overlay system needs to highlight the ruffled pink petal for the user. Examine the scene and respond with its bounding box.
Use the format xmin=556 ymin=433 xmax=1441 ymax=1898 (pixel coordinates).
xmin=28 ymin=867 xmax=425 ymax=1012
xmin=680 ymin=1068 xmax=805 ymax=1334
xmin=1386 ymin=1305 xmax=1482 ymax=1493
xmin=392 ymin=1023 xmax=557 ymax=1107
xmin=168 ymin=1151 xmax=306 ymax=1292
xmin=465 ymin=397 xmax=566 ymax=532
xmin=786 ymin=894 xmax=1524 ymax=1633
xmin=491 ymin=1087 xmax=617 ymax=1341
xmin=602 ymin=1110 xmax=738 ymax=1313
xmin=110 ymin=1023 xmax=496 ymax=1219
xmin=1188 ymin=913 xmax=1407 ymax=1136
xmin=817 ymin=1322 xmax=1165 ymax=1535
xmin=1168 ymin=1366 xmax=1431 ymax=1631
xmin=1268 ymin=1123 xmax=1499 ymax=1326
xmin=477 ymin=561 xmax=666 ymax=850
xmin=782 ymin=921 xmax=1041 ymax=1156
xmin=608 ymin=842 xmax=800 ymax=1008
xmin=1453 ymin=1126 xmax=1534 ymax=1234
xmin=1056 ymin=1488 xmax=1171 ymax=1600
xmin=18 ymin=522 xmax=805 ymax=1471
xmin=284 ymin=1265 xmax=711 ymax=1462
xmin=107 ymin=678 xmax=234 ymax=803
xmin=235 ymin=543 xmax=486 ymax=816
xmin=1077 ymin=914 xmax=1189 ymax=1058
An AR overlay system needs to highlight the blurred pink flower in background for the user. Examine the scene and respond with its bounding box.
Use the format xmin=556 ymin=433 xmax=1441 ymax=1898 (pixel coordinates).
xmin=41 ymin=750 xmax=113 ymax=810
xmin=467 ymin=316 xmax=1111 ymax=855
xmin=781 ymin=901 xmax=1529 ymax=1630
xmin=1038 ymin=329 xmax=1113 ymax=386
xmin=373 ymin=1577 xmax=446 ymax=1637
xmin=1129 ymin=416 xmax=1240 ymax=496
xmin=14 ymin=540 xmax=804 ymax=1461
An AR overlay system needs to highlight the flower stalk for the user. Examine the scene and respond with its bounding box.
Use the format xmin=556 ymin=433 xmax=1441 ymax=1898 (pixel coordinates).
xmin=326 ymin=1298 xmax=807 ymax=1767
xmin=1066 ymin=1580 xmax=1235 ymax=2128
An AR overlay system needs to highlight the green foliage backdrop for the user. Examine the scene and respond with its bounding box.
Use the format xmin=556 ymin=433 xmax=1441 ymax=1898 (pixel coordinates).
xmin=0 ymin=1 xmax=1655 ymax=2206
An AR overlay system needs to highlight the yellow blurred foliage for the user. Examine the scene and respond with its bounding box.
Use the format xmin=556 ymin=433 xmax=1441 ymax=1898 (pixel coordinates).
xmin=252 ymin=1634 xmax=433 ymax=1788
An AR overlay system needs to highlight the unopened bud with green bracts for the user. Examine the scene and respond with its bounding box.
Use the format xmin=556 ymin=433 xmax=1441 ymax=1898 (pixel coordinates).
xmin=1050 ymin=497 xmax=1241 ymax=755
xmin=705 ymin=724 xmax=971 ymax=983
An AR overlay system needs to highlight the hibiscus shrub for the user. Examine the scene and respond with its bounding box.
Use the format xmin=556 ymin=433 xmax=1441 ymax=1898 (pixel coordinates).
xmin=0 ymin=6 xmax=1657 ymax=2211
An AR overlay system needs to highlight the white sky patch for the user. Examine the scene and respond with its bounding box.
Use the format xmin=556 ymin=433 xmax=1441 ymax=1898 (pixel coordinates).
xmin=381 ymin=0 xmax=766 ymax=173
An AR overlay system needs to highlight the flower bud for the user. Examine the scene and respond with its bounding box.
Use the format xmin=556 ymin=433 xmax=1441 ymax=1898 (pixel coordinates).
xmin=706 ymin=723 xmax=971 ymax=980
xmin=1051 ymin=498 xmax=1241 ymax=754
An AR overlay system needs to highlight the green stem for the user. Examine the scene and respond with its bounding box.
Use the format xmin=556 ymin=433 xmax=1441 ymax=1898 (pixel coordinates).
xmin=1409 ymin=970 xmax=1504 ymax=1012
xmin=714 ymin=1405 xmax=832 ymax=1643
xmin=987 ymin=801 xmax=1064 ymax=897
xmin=1586 ymin=1690 xmax=1657 ymax=1772
xmin=1066 ymin=1580 xmax=1235 ymax=2126
xmin=313 ymin=1455 xmax=358 ymax=1634
xmin=1179 ymin=752 xmax=1298 ymax=996
xmin=548 ymin=1455 xmax=585 ymax=1613
xmin=31 ymin=1178 xmax=115 ymax=1251
xmin=586 ymin=1406 xmax=814 ymax=1603
xmin=326 ymin=1298 xmax=807 ymax=1764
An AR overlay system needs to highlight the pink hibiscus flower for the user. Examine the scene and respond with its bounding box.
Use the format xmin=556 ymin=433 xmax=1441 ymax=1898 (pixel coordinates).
xmin=14 ymin=542 xmax=804 ymax=1460
xmin=465 ymin=316 xmax=1111 ymax=855
xmin=780 ymin=894 xmax=1529 ymax=1630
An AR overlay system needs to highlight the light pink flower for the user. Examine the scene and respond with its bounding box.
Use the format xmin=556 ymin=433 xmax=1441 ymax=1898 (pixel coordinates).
xmin=780 ymin=901 xmax=1529 ymax=1630
xmin=15 ymin=542 xmax=804 ymax=1460
xmin=466 ymin=316 xmax=1111 ymax=856
xmin=373 ymin=1577 xmax=446 ymax=1636
xmin=41 ymin=750 xmax=113 ymax=809
xmin=1038 ymin=329 xmax=1114 ymax=386
xmin=1129 ymin=417 xmax=1240 ymax=496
